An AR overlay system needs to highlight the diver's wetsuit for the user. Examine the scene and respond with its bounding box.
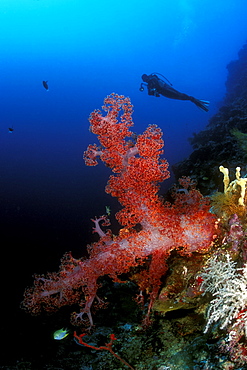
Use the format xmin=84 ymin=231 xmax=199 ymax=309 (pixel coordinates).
xmin=141 ymin=73 xmax=209 ymax=112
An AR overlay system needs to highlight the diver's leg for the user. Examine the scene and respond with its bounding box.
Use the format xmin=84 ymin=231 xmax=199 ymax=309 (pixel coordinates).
xmin=159 ymin=86 xmax=191 ymax=100
xmin=189 ymin=96 xmax=209 ymax=112
xmin=159 ymin=86 xmax=209 ymax=111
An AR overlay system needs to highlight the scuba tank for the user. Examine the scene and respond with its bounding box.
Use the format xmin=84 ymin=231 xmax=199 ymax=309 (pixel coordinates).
xmin=151 ymin=72 xmax=173 ymax=86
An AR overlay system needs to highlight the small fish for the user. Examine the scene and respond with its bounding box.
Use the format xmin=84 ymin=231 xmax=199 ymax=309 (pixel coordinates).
xmin=8 ymin=126 xmax=14 ymax=133
xmin=53 ymin=328 xmax=69 ymax=340
xmin=105 ymin=206 xmax=111 ymax=216
xmin=42 ymin=80 xmax=49 ymax=91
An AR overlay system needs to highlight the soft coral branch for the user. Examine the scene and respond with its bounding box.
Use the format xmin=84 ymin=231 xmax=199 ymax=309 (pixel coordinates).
xmin=74 ymin=331 xmax=135 ymax=370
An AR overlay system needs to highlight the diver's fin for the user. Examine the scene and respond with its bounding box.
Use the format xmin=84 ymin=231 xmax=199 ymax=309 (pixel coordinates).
xmin=190 ymin=97 xmax=209 ymax=112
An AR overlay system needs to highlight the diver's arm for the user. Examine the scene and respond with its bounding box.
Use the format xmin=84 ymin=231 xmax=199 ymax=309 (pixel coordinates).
xmin=147 ymin=79 xmax=160 ymax=97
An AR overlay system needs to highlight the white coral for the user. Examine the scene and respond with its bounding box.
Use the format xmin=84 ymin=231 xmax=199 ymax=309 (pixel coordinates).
xmin=200 ymin=254 xmax=247 ymax=334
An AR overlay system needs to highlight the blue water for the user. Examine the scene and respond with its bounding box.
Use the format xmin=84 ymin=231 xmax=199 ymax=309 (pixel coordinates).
xmin=1 ymin=0 xmax=247 ymax=366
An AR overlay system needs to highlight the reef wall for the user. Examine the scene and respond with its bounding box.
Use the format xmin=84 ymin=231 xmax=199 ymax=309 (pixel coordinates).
xmin=173 ymin=42 xmax=247 ymax=195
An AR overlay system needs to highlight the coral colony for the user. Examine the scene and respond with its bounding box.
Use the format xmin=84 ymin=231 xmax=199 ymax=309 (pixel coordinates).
xmin=22 ymin=94 xmax=217 ymax=330
xmin=200 ymin=254 xmax=247 ymax=364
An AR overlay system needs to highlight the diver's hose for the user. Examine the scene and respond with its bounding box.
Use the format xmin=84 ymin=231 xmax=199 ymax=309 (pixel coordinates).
xmin=151 ymin=72 xmax=173 ymax=86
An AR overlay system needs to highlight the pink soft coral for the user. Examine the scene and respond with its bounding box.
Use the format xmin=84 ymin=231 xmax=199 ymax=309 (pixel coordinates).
xmin=22 ymin=94 xmax=217 ymax=328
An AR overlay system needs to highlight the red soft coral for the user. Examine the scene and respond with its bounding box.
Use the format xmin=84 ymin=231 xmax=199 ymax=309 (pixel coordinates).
xmin=22 ymin=94 xmax=217 ymax=329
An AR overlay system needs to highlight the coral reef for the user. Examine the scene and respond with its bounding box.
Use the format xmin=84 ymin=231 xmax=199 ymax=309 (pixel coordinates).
xmin=19 ymin=43 xmax=247 ymax=369
xmin=169 ymin=42 xmax=247 ymax=367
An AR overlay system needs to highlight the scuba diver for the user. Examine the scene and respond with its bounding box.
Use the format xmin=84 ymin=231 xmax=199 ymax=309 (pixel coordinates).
xmin=140 ymin=73 xmax=209 ymax=112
